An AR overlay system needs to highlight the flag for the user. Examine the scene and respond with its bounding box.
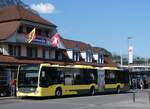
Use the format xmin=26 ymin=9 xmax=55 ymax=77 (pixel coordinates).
xmin=28 ymin=28 xmax=36 ymax=43
xmin=50 ymin=33 xmax=60 ymax=47
xmin=128 ymin=46 xmax=133 ymax=64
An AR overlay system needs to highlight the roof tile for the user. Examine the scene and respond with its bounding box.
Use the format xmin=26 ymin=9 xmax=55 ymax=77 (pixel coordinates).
xmin=0 ymin=21 xmax=20 ymax=40
xmin=0 ymin=5 xmax=56 ymax=27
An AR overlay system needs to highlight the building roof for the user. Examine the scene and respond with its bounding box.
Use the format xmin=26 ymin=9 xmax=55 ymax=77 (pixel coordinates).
xmin=92 ymin=47 xmax=111 ymax=56
xmin=0 ymin=21 xmax=20 ymax=40
xmin=0 ymin=5 xmax=56 ymax=27
xmin=0 ymin=55 xmax=116 ymax=67
xmin=0 ymin=55 xmax=69 ymax=65
xmin=62 ymin=38 xmax=92 ymax=51
xmin=62 ymin=38 xmax=111 ymax=55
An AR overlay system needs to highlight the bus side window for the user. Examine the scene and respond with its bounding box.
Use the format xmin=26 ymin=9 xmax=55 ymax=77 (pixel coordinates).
xmin=40 ymin=67 xmax=53 ymax=87
xmin=65 ymin=74 xmax=73 ymax=85
xmin=40 ymin=68 xmax=49 ymax=87
xmin=105 ymin=70 xmax=116 ymax=84
xmin=59 ymin=72 xmax=65 ymax=84
xmin=41 ymin=71 xmax=45 ymax=78
xmin=74 ymin=74 xmax=81 ymax=84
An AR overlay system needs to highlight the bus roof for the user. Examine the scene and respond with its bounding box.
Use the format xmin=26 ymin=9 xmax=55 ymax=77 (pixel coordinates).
xmin=100 ymin=67 xmax=119 ymax=70
xmin=40 ymin=63 xmax=95 ymax=69
xmin=34 ymin=64 xmax=120 ymax=70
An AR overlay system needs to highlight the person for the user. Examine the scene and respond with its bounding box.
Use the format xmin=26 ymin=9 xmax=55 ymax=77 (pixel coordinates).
xmin=10 ymin=79 xmax=16 ymax=96
xmin=143 ymin=79 xmax=147 ymax=89
xmin=132 ymin=79 xmax=136 ymax=89
xmin=139 ymin=79 xmax=144 ymax=91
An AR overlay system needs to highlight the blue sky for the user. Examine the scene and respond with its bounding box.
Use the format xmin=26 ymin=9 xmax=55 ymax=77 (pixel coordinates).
xmin=22 ymin=0 xmax=150 ymax=57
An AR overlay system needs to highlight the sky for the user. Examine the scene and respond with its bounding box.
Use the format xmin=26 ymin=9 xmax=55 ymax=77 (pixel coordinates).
xmin=22 ymin=0 xmax=150 ymax=57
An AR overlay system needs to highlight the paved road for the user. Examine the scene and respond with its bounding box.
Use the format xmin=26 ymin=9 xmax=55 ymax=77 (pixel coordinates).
xmin=0 ymin=92 xmax=150 ymax=109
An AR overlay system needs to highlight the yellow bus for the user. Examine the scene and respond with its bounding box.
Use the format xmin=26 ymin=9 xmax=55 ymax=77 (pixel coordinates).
xmin=16 ymin=64 xmax=129 ymax=97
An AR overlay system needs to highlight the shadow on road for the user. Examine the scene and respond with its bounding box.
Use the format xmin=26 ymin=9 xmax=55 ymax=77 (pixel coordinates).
xmin=18 ymin=91 xmax=131 ymax=100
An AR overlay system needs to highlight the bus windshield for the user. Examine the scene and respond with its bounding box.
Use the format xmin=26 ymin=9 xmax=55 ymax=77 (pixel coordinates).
xmin=18 ymin=64 xmax=40 ymax=88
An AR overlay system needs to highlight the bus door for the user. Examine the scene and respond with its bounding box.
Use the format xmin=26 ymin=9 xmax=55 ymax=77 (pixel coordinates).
xmin=97 ymin=70 xmax=105 ymax=92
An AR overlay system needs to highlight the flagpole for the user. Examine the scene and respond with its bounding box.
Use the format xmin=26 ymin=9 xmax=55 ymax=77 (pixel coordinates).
xmin=128 ymin=37 xmax=132 ymax=65
xmin=120 ymin=54 xmax=123 ymax=67
xmin=128 ymin=37 xmax=134 ymax=90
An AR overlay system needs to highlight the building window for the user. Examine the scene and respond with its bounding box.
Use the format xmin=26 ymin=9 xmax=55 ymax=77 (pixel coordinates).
xmin=26 ymin=27 xmax=33 ymax=33
xmin=27 ymin=46 xmax=37 ymax=58
xmin=48 ymin=30 xmax=53 ymax=38
xmin=45 ymin=30 xmax=49 ymax=37
xmin=41 ymin=30 xmax=49 ymax=37
xmin=23 ymin=25 xmax=27 ymax=33
xmin=58 ymin=53 xmax=63 ymax=60
xmin=86 ymin=51 xmax=92 ymax=62
xmin=18 ymin=25 xmax=23 ymax=33
xmin=49 ymin=50 xmax=55 ymax=60
xmin=37 ymin=29 xmax=41 ymax=36
xmin=0 ymin=46 xmax=3 ymax=55
xmin=98 ymin=54 xmax=104 ymax=64
xmin=8 ymin=45 xmax=21 ymax=56
xmin=56 ymin=52 xmax=63 ymax=60
xmin=73 ymin=51 xmax=79 ymax=61
xmin=42 ymin=48 xmax=46 ymax=58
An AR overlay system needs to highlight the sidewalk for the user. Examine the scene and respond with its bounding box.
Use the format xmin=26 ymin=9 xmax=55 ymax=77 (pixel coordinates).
xmin=102 ymin=99 xmax=150 ymax=109
xmin=0 ymin=96 xmax=16 ymax=100
xmin=129 ymin=88 xmax=150 ymax=93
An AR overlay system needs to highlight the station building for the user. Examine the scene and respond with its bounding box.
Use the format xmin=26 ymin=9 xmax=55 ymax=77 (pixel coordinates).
xmin=0 ymin=5 xmax=115 ymax=96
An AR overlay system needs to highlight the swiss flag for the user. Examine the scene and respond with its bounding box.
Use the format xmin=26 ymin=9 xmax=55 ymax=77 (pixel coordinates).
xmin=50 ymin=33 xmax=60 ymax=47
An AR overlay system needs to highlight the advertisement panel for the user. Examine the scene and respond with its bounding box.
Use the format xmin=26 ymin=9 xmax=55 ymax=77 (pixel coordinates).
xmin=128 ymin=46 xmax=133 ymax=64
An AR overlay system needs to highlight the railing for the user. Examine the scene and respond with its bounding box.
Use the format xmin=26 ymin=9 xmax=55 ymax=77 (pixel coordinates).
xmin=119 ymin=64 xmax=150 ymax=71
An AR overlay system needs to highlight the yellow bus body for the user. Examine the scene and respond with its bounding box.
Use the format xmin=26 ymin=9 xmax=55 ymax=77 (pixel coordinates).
xmin=17 ymin=64 xmax=129 ymax=97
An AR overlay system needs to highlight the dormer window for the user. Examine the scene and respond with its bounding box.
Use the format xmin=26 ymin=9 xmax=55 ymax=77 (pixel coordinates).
xmin=73 ymin=50 xmax=79 ymax=61
xmin=86 ymin=51 xmax=93 ymax=62
xmin=98 ymin=50 xmax=105 ymax=64
xmin=98 ymin=54 xmax=104 ymax=64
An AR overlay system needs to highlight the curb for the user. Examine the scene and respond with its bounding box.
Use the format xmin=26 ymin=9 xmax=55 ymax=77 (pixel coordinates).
xmin=0 ymin=97 xmax=16 ymax=100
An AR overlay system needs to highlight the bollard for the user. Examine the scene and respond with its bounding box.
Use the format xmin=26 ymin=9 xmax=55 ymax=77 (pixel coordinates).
xmin=149 ymin=91 xmax=150 ymax=102
xmin=133 ymin=92 xmax=135 ymax=102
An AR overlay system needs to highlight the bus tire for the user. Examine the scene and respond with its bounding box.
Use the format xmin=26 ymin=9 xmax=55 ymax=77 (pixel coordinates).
xmin=55 ymin=88 xmax=62 ymax=97
xmin=90 ymin=86 xmax=95 ymax=96
xmin=116 ymin=86 xmax=121 ymax=94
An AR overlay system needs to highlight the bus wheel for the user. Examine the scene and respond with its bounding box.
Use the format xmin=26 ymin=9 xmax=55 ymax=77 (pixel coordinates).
xmin=117 ymin=86 xmax=121 ymax=94
xmin=90 ymin=87 xmax=95 ymax=96
xmin=55 ymin=88 xmax=62 ymax=97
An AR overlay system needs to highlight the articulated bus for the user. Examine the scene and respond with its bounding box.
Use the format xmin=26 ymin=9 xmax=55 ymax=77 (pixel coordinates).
xmin=16 ymin=64 xmax=129 ymax=97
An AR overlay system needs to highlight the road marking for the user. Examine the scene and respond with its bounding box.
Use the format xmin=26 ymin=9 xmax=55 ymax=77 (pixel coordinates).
xmin=73 ymin=104 xmax=97 ymax=109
